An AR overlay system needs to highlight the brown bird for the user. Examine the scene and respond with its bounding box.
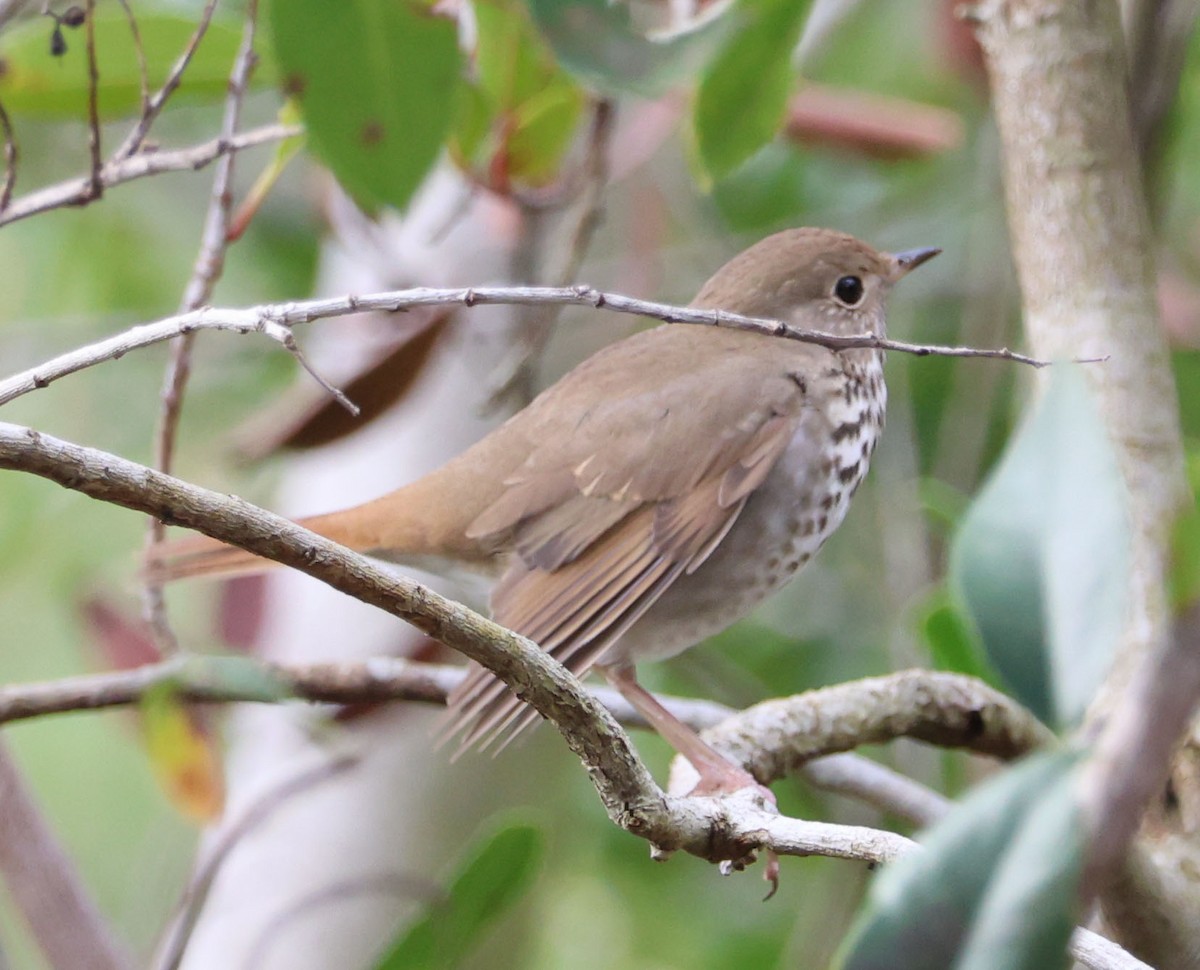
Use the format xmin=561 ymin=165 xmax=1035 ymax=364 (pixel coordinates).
xmin=151 ymin=228 xmax=939 ymax=794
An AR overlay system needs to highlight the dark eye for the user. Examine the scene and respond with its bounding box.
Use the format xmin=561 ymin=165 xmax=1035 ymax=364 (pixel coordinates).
xmin=834 ymin=275 xmax=864 ymax=307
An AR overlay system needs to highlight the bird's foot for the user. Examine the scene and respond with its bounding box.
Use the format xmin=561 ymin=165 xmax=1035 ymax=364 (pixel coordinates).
xmin=687 ymin=760 xmax=780 ymax=898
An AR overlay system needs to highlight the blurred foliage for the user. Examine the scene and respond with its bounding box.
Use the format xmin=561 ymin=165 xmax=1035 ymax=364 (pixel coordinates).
xmin=839 ymin=748 xmax=1085 ymax=970
xmin=0 ymin=0 xmax=1193 ymax=967
xmin=0 ymin=6 xmax=273 ymax=119
xmin=375 ymin=822 xmax=543 ymax=970
xmin=268 ymin=0 xmax=461 ymax=212
xmin=951 ymin=367 xmax=1129 ymax=730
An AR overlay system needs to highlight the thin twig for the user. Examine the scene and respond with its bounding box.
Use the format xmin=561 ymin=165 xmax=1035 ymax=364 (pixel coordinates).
xmin=0 ymin=284 xmax=1096 ymax=411
xmin=114 ymin=0 xmax=149 ymax=118
xmin=0 ymin=305 xmax=347 ymax=406
xmin=0 ymin=123 xmax=300 ymax=228
xmin=83 ymin=0 xmax=101 ymax=200
xmin=0 ymin=96 xmax=15 ymax=213
xmin=0 ymin=659 xmax=1047 ymax=768
xmin=143 ymin=0 xmax=262 ymax=657
xmin=112 ymin=0 xmax=220 ymax=161
xmin=152 ymin=754 xmax=359 ymax=970
xmin=486 ymin=98 xmax=616 ymax=407
xmin=240 ymin=872 xmax=438 ymax=970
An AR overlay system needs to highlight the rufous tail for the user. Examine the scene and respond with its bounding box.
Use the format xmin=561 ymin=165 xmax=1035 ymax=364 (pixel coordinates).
xmin=142 ymin=507 xmax=378 ymax=584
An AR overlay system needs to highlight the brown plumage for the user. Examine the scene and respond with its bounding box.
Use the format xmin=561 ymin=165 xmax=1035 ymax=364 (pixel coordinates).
xmin=148 ymin=228 xmax=939 ymax=790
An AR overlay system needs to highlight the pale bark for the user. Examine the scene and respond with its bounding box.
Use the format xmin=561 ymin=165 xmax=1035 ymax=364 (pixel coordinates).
xmin=973 ymin=1 xmax=1197 ymax=965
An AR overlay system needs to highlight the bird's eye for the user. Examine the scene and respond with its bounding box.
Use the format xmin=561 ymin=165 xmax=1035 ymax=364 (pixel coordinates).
xmin=834 ymin=275 xmax=864 ymax=307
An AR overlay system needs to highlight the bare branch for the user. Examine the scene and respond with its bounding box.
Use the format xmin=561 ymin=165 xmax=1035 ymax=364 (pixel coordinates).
xmin=0 ymin=310 xmax=321 ymax=407
xmin=800 ymin=753 xmax=950 ymax=827
xmin=0 ymin=95 xmax=15 ymax=213
xmin=0 ymin=426 xmax=1154 ymax=970
xmin=112 ymin=0 xmax=220 ymax=160
xmin=0 ymin=423 xmax=1057 ymax=883
xmin=1080 ymin=601 xmax=1200 ymax=892
xmin=113 ymin=0 xmax=149 ymax=119
xmin=973 ymin=1 xmax=1194 ymax=964
xmin=0 ymin=658 xmax=1048 ymax=767
xmin=0 ymin=282 xmax=1094 ymax=411
xmin=152 ymin=753 xmax=359 ymax=970
xmin=144 ymin=0 xmax=263 ymax=656
xmin=83 ymin=0 xmax=101 ymax=200
xmin=0 ymin=123 xmax=300 ymax=228
xmin=485 ymin=97 xmax=616 ymax=407
xmin=666 ymin=670 xmax=1053 ymax=791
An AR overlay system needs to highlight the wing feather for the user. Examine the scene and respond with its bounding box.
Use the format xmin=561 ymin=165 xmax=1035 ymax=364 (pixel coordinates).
xmin=443 ymin=327 xmax=825 ymax=751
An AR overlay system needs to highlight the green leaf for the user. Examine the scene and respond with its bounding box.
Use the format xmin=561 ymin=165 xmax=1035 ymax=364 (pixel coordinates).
xmin=693 ymin=0 xmax=812 ymax=181
xmin=955 ymin=766 xmax=1085 ymax=970
xmin=950 ymin=366 xmax=1129 ymax=729
xmin=711 ymin=142 xmax=806 ymax=230
xmin=524 ymin=0 xmax=733 ymax=97
xmin=375 ymin=821 xmax=543 ymax=969
xmin=916 ymin=586 xmax=999 ymax=684
xmin=460 ymin=0 xmax=584 ymax=188
xmin=268 ymin=0 xmax=461 ymax=212
xmin=1169 ymin=451 xmax=1200 ymax=609
xmin=838 ymin=748 xmax=1085 ymax=970
xmin=0 ymin=8 xmax=270 ymax=119
xmin=506 ymin=83 xmax=583 ymax=184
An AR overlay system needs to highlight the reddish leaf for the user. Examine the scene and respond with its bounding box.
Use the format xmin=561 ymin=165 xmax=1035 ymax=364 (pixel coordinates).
xmin=79 ymin=597 xmax=161 ymax=669
xmin=785 ymin=84 xmax=963 ymax=160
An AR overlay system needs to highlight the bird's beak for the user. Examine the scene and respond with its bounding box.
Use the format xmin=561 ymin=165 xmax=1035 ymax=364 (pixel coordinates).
xmin=891 ymin=246 xmax=941 ymax=278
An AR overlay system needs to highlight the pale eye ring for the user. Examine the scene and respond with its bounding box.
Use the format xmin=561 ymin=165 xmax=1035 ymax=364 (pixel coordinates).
xmin=834 ymin=275 xmax=865 ymax=307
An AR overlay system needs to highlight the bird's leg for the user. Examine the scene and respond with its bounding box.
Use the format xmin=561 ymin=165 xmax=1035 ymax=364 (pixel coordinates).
xmin=602 ymin=665 xmax=772 ymax=801
xmin=604 ymin=665 xmax=781 ymax=894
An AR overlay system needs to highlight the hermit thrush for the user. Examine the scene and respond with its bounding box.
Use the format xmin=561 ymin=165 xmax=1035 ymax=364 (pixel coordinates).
xmin=152 ymin=227 xmax=939 ymax=793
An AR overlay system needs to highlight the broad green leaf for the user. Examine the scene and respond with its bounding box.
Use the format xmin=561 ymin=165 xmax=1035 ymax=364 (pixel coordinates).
xmin=693 ymin=0 xmax=812 ymax=181
xmin=956 ymin=767 xmax=1085 ymax=970
xmin=838 ymin=748 xmax=1083 ymax=970
xmin=476 ymin=0 xmax=553 ymax=107
xmin=140 ymin=683 xmax=224 ymax=822
xmin=0 ymin=8 xmax=270 ymax=119
xmin=950 ymin=366 xmax=1129 ymax=729
xmin=375 ymin=821 xmax=543 ymax=969
xmin=524 ymin=0 xmax=734 ymax=97
xmin=268 ymin=0 xmax=461 ymax=212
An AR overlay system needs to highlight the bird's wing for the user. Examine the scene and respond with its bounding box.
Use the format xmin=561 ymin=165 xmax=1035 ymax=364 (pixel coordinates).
xmin=444 ymin=327 xmax=828 ymax=751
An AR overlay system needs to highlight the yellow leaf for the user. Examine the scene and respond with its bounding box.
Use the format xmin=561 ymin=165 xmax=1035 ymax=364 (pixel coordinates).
xmin=140 ymin=685 xmax=225 ymax=822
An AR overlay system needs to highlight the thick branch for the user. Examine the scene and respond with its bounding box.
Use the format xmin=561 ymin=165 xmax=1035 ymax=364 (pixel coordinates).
xmin=0 ymin=420 xmax=888 ymax=873
xmin=0 ymin=654 xmax=948 ymax=826
xmin=974 ymin=2 xmax=1195 ymax=964
xmin=668 ymin=670 xmax=1053 ymax=791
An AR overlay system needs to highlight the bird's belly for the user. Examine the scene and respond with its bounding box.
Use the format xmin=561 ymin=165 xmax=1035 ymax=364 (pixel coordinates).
xmin=604 ymin=389 xmax=883 ymax=666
